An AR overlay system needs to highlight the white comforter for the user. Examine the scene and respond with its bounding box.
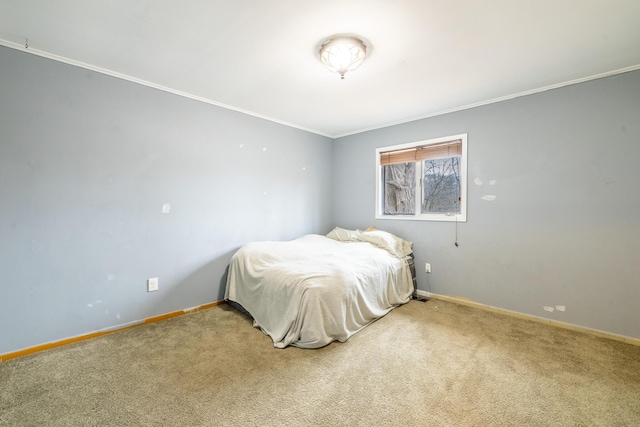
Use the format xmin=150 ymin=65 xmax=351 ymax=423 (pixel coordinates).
xmin=224 ymin=234 xmax=413 ymax=348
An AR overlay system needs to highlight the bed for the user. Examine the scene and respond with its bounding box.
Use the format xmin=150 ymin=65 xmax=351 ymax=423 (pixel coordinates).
xmin=224 ymin=227 xmax=415 ymax=348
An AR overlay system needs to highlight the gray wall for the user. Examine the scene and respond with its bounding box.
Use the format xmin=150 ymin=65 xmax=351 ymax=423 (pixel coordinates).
xmin=0 ymin=47 xmax=334 ymax=355
xmin=2 ymin=44 xmax=638 ymax=356
xmin=333 ymin=70 xmax=640 ymax=340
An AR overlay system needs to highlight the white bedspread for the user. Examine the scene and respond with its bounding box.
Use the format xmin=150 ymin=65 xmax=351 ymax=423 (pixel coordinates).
xmin=224 ymin=234 xmax=413 ymax=348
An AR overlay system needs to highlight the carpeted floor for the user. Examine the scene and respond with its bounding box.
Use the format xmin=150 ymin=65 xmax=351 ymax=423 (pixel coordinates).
xmin=1 ymin=299 xmax=639 ymax=426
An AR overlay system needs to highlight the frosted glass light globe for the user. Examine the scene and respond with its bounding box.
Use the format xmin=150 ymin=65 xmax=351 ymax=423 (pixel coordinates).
xmin=319 ymin=37 xmax=367 ymax=79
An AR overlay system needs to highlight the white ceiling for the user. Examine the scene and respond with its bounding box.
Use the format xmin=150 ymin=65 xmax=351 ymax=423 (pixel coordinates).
xmin=2 ymin=1 xmax=640 ymax=138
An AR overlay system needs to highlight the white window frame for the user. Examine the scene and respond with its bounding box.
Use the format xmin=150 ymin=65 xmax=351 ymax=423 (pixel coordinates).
xmin=375 ymin=133 xmax=467 ymax=222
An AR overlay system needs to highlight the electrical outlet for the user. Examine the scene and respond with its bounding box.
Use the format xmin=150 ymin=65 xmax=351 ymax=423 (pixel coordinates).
xmin=425 ymin=263 xmax=431 ymax=273
xmin=147 ymin=277 xmax=159 ymax=292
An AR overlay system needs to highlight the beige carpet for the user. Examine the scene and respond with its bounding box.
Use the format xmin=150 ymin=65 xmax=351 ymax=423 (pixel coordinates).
xmin=1 ymin=299 xmax=639 ymax=426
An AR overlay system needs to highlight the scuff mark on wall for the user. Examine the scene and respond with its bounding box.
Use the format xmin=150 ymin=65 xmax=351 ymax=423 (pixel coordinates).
xmin=141 ymin=152 xmax=163 ymax=171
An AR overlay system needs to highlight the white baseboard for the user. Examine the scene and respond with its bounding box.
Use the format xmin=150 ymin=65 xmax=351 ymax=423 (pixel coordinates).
xmin=415 ymin=290 xmax=640 ymax=347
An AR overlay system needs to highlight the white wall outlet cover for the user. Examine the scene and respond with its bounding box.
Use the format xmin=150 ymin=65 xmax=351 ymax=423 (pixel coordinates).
xmin=147 ymin=277 xmax=159 ymax=292
xmin=162 ymin=203 xmax=171 ymax=213
xmin=543 ymin=306 xmax=555 ymax=312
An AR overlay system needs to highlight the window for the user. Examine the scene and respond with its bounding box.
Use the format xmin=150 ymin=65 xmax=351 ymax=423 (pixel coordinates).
xmin=375 ymin=134 xmax=467 ymax=222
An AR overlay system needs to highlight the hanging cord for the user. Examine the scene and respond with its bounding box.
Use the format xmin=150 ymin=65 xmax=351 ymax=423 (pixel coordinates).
xmin=454 ymin=196 xmax=460 ymax=247
xmin=454 ymin=216 xmax=459 ymax=247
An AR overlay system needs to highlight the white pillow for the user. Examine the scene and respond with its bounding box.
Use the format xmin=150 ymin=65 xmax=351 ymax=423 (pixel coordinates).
xmin=359 ymin=228 xmax=413 ymax=258
xmin=326 ymin=227 xmax=361 ymax=242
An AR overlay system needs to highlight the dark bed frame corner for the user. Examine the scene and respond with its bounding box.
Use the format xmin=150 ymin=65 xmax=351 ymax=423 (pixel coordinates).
xmin=406 ymin=254 xmax=428 ymax=303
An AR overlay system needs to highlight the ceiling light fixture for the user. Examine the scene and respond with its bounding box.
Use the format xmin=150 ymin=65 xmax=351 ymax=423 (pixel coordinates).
xmin=319 ymin=36 xmax=367 ymax=80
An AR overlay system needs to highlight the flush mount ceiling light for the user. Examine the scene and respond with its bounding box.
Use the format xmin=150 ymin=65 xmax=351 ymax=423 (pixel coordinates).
xmin=319 ymin=36 xmax=367 ymax=79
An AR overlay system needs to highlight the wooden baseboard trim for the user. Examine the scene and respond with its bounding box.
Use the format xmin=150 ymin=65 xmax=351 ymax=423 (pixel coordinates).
xmin=0 ymin=300 xmax=226 ymax=363
xmin=416 ymin=291 xmax=640 ymax=347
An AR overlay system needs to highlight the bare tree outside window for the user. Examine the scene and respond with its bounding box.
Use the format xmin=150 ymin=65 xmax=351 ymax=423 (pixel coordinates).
xmin=383 ymin=162 xmax=415 ymax=214
xmin=422 ymin=157 xmax=461 ymax=214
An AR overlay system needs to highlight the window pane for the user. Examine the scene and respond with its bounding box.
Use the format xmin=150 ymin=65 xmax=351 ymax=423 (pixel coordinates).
xmin=422 ymin=157 xmax=461 ymax=214
xmin=383 ymin=162 xmax=416 ymax=214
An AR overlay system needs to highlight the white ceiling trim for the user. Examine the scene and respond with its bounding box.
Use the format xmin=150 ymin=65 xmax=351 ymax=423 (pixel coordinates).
xmin=2 ymin=37 xmax=639 ymax=141
xmin=333 ymin=63 xmax=640 ymax=139
xmin=0 ymin=38 xmax=333 ymax=138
